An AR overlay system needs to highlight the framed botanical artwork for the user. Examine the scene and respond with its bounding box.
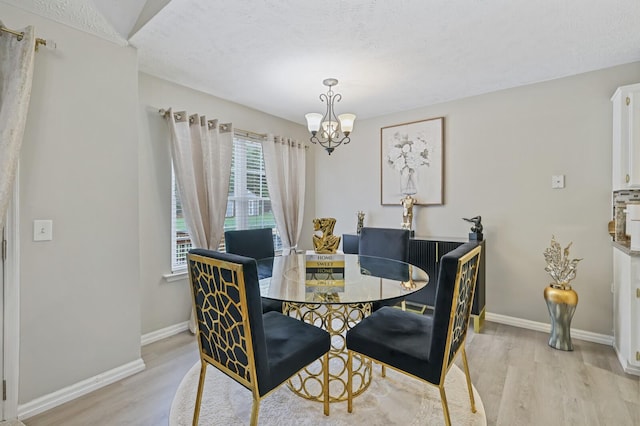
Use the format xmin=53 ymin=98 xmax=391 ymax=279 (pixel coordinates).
xmin=380 ymin=117 xmax=444 ymax=205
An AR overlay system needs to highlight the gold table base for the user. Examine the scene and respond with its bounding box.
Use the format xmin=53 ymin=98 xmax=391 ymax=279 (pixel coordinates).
xmin=283 ymin=301 xmax=373 ymax=402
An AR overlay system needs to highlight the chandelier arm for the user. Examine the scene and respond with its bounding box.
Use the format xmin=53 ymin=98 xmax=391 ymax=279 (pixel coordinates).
xmin=322 ymin=92 xmax=332 ymax=128
xmin=329 ymin=93 xmax=342 ymax=123
xmin=318 ymin=135 xmax=350 ymax=149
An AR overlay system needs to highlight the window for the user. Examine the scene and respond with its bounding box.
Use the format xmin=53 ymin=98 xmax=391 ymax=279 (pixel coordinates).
xmin=171 ymin=133 xmax=282 ymax=272
xmin=171 ymin=172 xmax=191 ymax=271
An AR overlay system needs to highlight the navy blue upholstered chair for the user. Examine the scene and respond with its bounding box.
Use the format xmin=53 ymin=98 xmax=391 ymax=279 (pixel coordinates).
xmin=358 ymin=227 xmax=410 ymax=310
xmin=358 ymin=227 xmax=410 ymax=262
xmin=346 ymin=243 xmax=482 ymax=426
xmin=187 ymin=249 xmax=330 ymax=425
xmin=224 ymin=228 xmax=282 ymax=313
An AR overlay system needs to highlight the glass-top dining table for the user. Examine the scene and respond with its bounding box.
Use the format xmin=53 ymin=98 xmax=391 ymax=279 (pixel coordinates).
xmin=257 ymin=253 xmax=429 ymax=403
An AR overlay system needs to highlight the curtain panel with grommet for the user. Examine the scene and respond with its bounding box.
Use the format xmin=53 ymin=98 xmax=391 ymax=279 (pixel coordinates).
xmin=0 ymin=22 xmax=35 ymax=229
xmin=164 ymin=109 xmax=233 ymax=250
xmin=263 ymin=135 xmax=306 ymax=251
xmin=163 ymin=108 xmax=233 ymax=332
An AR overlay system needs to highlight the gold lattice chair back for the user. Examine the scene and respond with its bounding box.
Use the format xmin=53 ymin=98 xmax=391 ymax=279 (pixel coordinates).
xmin=442 ymin=245 xmax=482 ymax=373
xmin=187 ymin=249 xmax=331 ymax=426
xmin=188 ymin=252 xmax=257 ymax=388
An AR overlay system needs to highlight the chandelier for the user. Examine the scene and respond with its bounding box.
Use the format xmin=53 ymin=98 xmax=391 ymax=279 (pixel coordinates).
xmin=305 ymin=78 xmax=356 ymax=155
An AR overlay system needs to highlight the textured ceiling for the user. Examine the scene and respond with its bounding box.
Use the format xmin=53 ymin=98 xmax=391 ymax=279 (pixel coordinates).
xmin=0 ymin=0 xmax=129 ymax=44
xmin=3 ymin=0 xmax=640 ymax=123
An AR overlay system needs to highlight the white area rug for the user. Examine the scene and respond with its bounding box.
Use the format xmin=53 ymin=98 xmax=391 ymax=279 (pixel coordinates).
xmin=0 ymin=421 xmax=26 ymax=426
xmin=170 ymin=361 xmax=487 ymax=426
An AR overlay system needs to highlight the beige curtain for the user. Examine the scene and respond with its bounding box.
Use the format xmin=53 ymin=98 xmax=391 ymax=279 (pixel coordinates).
xmin=164 ymin=109 xmax=233 ymax=332
xmin=0 ymin=23 xmax=35 ymax=229
xmin=263 ymin=135 xmax=306 ymax=250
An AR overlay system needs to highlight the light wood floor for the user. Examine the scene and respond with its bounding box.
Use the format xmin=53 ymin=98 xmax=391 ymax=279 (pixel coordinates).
xmin=23 ymin=322 xmax=639 ymax=426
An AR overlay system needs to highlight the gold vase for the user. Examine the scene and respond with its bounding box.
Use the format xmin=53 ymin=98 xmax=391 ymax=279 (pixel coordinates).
xmin=543 ymin=286 xmax=578 ymax=351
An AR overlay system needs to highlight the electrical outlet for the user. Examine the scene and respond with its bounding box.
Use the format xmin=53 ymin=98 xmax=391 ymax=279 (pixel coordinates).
xmin=551 ymin=175 xmax=565 ymax=189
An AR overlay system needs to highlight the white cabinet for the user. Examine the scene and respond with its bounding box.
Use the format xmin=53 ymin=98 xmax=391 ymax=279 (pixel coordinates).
xmin=612 ymin=83 xmax=640 ymax=190
xmin=612 ymin=247 xmax=640 ymax=375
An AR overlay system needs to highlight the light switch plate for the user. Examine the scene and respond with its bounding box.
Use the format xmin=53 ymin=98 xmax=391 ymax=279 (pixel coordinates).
xmin=551 ymin=175 xmax=565 ymax=189
xmin=33 ymin=220 xmax=53 ymax=241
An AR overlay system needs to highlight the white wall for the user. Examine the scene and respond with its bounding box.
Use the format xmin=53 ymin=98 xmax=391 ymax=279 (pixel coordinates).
xmin=137 ymin=73 xmax=313 ymax=334
xmin=317 ymin=62 xmax=640 ymax=335
xmin=1 ymin=4 xmax=142 ymax=404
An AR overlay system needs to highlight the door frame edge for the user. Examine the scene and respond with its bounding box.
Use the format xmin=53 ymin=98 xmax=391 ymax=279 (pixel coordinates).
xmin=3 ymin=171 xmax=20 ymax=420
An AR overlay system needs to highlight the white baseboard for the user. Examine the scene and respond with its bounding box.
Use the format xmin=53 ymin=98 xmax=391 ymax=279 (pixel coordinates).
xmin=485 ymin=312 xmax=614 ymax=346
xmin=141 ymin=321 xmax=190 ymax=346
xmin=17 ymin=358 xmax=145 ymax=420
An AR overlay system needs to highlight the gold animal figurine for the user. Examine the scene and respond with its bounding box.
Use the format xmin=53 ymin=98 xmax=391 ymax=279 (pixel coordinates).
xmin=312 ymin=218 xmax=341 ymax=254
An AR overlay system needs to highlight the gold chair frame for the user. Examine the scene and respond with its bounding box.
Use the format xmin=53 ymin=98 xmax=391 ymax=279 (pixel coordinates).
xmin=189 ymin=254 xmax=330 ymax=426
xmin=347 ymin=245 xmax=482 ymax=426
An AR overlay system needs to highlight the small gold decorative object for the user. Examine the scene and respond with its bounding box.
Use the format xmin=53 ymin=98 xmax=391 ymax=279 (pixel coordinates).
xmin=608 ymin=220 xmax=615 ymax=239
xmin=543 ymin=235 xmax=582 ymax=351
xmin=400 ymin=195 xmax=416 ymax=231
xmin=312 ymin=217 xmax=341 ymax=254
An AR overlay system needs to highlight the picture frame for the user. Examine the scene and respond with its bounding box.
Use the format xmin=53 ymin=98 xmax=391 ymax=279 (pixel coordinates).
xmin=380 ymin=117 xmax=444 ymax=205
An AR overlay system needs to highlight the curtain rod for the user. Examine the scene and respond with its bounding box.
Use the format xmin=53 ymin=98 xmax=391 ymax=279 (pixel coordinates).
xmin=158 ymin=108 xmax=267 ymax=140
xmin=0 ymin=25 xmax=51 ymax=51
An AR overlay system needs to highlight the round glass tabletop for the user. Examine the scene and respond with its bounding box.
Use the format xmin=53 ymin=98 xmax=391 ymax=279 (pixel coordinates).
xmin=257 ymin=253 xmax=429 ymax=305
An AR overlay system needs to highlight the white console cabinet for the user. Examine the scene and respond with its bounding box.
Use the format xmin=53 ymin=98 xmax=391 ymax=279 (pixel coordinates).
xmin=612 ymin=246 xmax=640 ymax=375
xmin=612 ymin=83 xmax=640 ymax=190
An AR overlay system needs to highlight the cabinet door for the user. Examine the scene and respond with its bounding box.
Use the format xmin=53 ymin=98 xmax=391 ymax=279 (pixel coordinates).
xmin=612 ymin=84 xmax=640 ymax=189
xmin=614 ymin=248 xmax=633 ymax=368
xmin=406 ymin=240 xmax=463 ymax=306
xmin=438 ymin=241 xmax=463 ymax=258
xmin=634 ymin=290 xmax=640 ymax=367
xmin=629 ymin=90 xmax=640 ymax=188
xmin=406 ymin=240 xmax=438 ymax=306
xmin=630 ymin=257 xmax=640 ymax=367
xmin=612 ymin=88 xmax=629 ymax=190
xmin=408 ymin=239 xmax=437 ymax=273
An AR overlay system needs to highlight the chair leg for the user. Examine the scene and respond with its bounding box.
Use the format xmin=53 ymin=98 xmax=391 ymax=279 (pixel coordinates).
xmin=439 ymin=386 xmax=452 ymax=426
xmin=461 ymin=346 xmax=477 ymax=413
xmin=250 ymin=396 xmax=260 ymax=426
xmin=323 ymin=352 xmax=330 ymax=416
xmin=347 ymin=350 xmax=353 ymax=413
xmin=381 ymin=365 xmax=386 ymax=377
xmin=192 ymin=362 xmax=207 ymax=426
